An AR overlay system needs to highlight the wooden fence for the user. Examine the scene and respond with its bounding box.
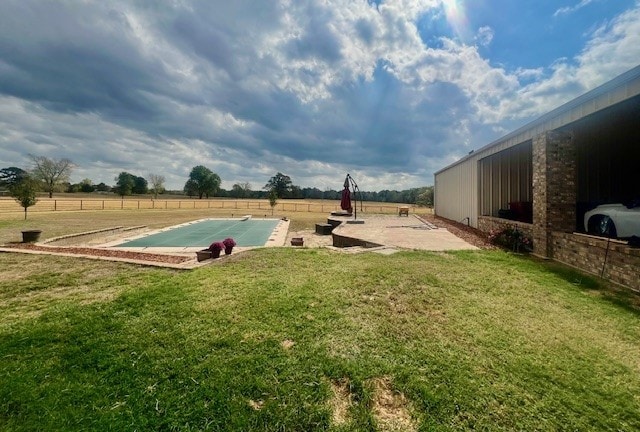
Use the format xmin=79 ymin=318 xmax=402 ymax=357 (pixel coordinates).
xmin=0 ymin=198 xmax=416 ymax=215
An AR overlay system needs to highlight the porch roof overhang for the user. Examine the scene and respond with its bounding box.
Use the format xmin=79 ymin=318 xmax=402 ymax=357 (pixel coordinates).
xmin=435 ymin=65 xmax=640 ymax=176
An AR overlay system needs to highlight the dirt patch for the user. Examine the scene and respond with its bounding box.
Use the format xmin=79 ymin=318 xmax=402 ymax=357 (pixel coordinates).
xmin=370 ymin=377 xmax=417 ymax=432
xmin=281 ymin=339 xmax=295 ymax=350
xmin=3 ymin=243 xmax=190 ymax=264
xmin=329 ymin=378 xmax=353 ymax=426
xmin=285 ymin=230 xmax=333 ymax=248
xmin=248 ymin=399 xmax=265 ymax=411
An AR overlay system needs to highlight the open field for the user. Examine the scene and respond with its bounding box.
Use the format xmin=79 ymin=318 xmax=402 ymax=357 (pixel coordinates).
xmin=1 ymin=211 xmax=639 ymax=431
xmin=0 ymin=200 xmax=431 ymax=245
xmin=0 ymin=196 xmax=411 ymax=216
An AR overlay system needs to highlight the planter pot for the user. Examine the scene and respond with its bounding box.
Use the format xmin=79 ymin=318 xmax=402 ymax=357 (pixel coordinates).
xmin=291 ymin=237 xmax=304 ymax=246
xmin=211 ymin=249 xmax=222 ymax=259
xmin=196 ymin=249 xmax=212 ymax=262
xmin=224 ymin=247 xmax=233 ymax=255
xmin=22 ymin=230 xmax=42 ymax=243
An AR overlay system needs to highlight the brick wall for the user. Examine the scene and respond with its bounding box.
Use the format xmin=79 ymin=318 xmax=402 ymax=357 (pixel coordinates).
xmin=532 ymin=130 xmax=576 ymax=257
xmin=468 ymin=129 xmax=640 ymax=294
xmin=478 ymin=216 xmax=534 ymax=240
xmin=551 ymin=232 xmax=640 ymax=293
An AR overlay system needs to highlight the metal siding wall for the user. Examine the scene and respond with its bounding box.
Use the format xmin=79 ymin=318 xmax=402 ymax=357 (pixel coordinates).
xmin=435 ymin=156 xmax=478 ymax=227
xmin=477 ymin=141 xmax=533 ymax=218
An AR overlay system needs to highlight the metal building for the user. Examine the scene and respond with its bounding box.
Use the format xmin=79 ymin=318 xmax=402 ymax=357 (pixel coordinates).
xmin=433 ymin=65 xmax=640 ymax=292
xmin=435 ymin=65 xmax=640 ymax=228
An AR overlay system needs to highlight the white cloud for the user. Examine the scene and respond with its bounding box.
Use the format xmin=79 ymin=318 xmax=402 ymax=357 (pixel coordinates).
xmin=575 ymin=5 xmax=640 ymax=87
xmin=514 ymin=67 xmax=545 ymax=81
xmin=475 ymin=26 xmax=494 ymax=47
xmin=504 ymin=4 xmax=640 ymax=119
xmin=0 ymin=0 xmax=639 ymax=191
xmin=554 ymin=0 xmax=597 ymax=17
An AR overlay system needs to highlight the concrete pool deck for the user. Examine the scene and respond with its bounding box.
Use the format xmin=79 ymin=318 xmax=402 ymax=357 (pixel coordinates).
xmin=124 ymin=213 xmax=479 ymax=254
xmin=286 ymin=214 xmax=478 ymax=252
xmin=1 ymin=214 xmax=477 ymax=269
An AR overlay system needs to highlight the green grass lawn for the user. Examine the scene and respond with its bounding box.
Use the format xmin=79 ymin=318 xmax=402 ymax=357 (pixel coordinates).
xmin=1 ymin=245 xmax=639 ymax=431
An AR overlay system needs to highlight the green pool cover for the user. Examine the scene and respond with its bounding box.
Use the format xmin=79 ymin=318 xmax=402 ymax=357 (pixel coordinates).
xmin=116 ymin=219 xmax=280 ymax=248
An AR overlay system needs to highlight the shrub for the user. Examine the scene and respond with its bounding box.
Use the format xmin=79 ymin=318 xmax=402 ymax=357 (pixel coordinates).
xmin=222 ymin=238 xmax=236 ymax=248
xmin=488 ymin=227 xmax=533 ymax=253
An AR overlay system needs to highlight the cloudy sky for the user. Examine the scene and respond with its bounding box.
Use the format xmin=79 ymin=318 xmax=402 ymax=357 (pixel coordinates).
xmin=1 ymin=0 xmax=639 ymax=192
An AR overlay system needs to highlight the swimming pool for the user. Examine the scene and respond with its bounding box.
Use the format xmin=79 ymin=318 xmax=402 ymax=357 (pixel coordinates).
xmin=115 ymin=218 xmax=282 ymax=248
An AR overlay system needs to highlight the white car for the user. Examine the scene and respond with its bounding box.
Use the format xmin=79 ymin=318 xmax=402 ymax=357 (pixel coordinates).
xmin=584 ymin=203 xmax=640 ymax=239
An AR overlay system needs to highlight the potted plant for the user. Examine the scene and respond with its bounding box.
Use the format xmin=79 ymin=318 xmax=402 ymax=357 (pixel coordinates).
xmin=196 ymin=249 xmax=212 ymax=262
xmin=21 ymin=229 xmax=42 ymax=243
xmin=222 ymin=237 xmax=236 ymax=255
xmin=209 ymin=242 xmax=224 ymax=259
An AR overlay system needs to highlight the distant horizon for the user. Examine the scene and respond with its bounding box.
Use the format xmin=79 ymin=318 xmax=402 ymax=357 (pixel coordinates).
xmin=2 ymin=181 xmax=434 ymax=201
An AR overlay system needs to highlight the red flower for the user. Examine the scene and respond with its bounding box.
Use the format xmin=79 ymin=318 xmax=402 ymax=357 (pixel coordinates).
xmin=209 ymin=242 xmax=224 ymax=252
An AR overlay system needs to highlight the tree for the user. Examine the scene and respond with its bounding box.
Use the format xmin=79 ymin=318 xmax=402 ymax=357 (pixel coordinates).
xmin=183 ymin=166 xmax=221 ymax=199
xmin=302 ymin=187 xmax=323 ymax=199
xmin=0 ymin=167 xmax=27 ymax=189
xmin=79 ymin=178 xmax=95 ymax=193
xmin=133 ymin=176 xmax=148 ymax=195
xmin=415 ymin=186 xmax=434 ymax=207
xmin=66 ymin=183 xmax=81 ymax=193
xmin=264 ymin=172 xmax=293 ymax=198
xmin=184 ymin=179 xmax=197 ymax=197
xmin=29 ymin=155 xmax=74 ymax=198
xmin=95 ymin=182 xmax=110 ymax=192
xmin=10 ymin=176 xmax=39 ymax=220
xmin=231 ymin=182 xmax=251 ymax=198
xmin=290 ymin=185 xmax=303 ymax=199
xmin=148 ymin=174 xmax=166 ymax=199
xmin=268 ymin=189 xmax=278 ymax=215
xmin=114 ymin=172 xmax=135 ymax=197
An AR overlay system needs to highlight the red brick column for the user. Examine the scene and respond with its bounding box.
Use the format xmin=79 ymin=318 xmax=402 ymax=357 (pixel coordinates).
xmin=532 ymin=130 xmax=576 ymax=257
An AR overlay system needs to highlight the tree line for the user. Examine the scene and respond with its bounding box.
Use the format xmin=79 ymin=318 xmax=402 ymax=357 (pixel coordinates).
xmin=1 ymin=157 xmax=433 ymax=219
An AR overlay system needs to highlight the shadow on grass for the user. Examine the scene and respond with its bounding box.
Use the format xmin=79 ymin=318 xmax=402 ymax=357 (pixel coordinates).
xmin=542 ymin=259 xmax=640 ymax=316
xmin=478 ymin=249 xmax=640 ymax=316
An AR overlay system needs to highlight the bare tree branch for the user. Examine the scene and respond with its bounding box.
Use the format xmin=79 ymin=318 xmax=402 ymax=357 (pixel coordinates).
xmin=29 ymin=155 xmax=74 ymax=198
xmin=148 ymin=173 xmax=166 ymax=199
